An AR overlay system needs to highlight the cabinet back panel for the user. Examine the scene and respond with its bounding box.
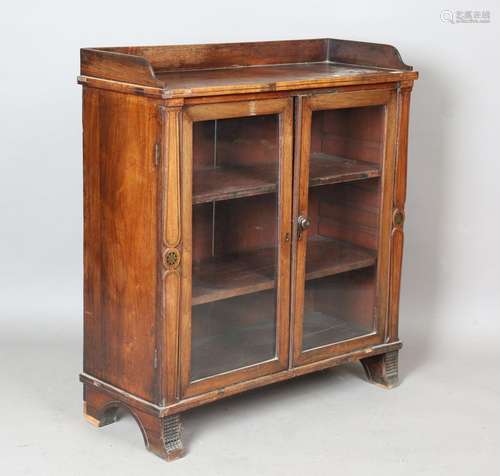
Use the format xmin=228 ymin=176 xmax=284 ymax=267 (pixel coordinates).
xmin=192 ymin=203 xmax=213 ymax=263
xmin=311 ymin=106 xmax=385 ymax=165
xmin=214 ymin=194 xmax=277 ymax=256
xmin=192 ymin=194 xmax=278 ymax=262
xmin=217 ymin=115 xmax=278 ymax=167
xmin=191 ymin=290 xmax=277 ymax=381
xmin=315 ymin=179 xmax=381 ymax=250
xmin=192 ymin=115 xmax=278 ymax=171
xmin=306 ymin=267 xmax=377 ymax=338
xmin=193 ymin=121 xmax=215 ymax=169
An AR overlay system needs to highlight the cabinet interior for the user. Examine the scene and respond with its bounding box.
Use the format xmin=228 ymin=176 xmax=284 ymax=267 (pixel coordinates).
xmin=303 ymin=105 xmax=384 ymax=350
xmin=191 ymin=105 xmax=385 ymax=379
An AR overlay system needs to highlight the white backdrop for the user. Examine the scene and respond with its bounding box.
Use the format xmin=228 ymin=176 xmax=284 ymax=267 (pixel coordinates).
xmin=1 ymin=1 xmax=498 ymax=340
xmin=0 ymin=1 xmax=499 ymax=474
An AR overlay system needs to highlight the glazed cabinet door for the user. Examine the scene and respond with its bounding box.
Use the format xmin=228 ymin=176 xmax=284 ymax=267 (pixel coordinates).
xmin=180 ymin=99 xmax=293 ymax=397
xmin=292 ymin=88 xmax=398 ymax=366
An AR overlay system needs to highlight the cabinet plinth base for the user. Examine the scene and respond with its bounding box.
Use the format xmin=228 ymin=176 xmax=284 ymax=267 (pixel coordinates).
xmin=360 ymin=350 xmax=399 ymax=389
xmin=83 ymin=384 xmax=185 ymax=461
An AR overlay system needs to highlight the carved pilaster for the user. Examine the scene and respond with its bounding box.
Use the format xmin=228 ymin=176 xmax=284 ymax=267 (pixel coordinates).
xmin=159 ymin=105 xmax=183 ymax=405
xmin=388 ymin=82 xmax=413 ymax=342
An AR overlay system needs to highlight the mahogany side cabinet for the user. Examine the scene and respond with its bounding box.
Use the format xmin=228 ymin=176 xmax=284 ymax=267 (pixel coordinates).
xmin=78 ymin=38 xmax=418 ymax=461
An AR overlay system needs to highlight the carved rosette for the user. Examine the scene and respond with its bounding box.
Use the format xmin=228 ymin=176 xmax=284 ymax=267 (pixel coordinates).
xmin=163 ymin=248 xmax=180 ymax=270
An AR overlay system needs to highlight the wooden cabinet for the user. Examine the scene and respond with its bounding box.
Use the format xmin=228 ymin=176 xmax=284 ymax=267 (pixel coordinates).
xmin=79 ymin=38 xmax=418 ymax=461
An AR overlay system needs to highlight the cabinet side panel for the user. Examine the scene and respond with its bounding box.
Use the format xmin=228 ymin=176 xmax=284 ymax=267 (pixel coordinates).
xmin=83 ymin=88 xmax=159 ymax=401
xmin=83 ymin=89 xmax=102 ymax=380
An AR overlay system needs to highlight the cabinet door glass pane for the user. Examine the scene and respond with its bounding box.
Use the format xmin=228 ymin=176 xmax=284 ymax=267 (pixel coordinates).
xmin=303 ymin=106 xmax=384 ymax=351
xmin=191 ymin=115 xmax=279 ymax=381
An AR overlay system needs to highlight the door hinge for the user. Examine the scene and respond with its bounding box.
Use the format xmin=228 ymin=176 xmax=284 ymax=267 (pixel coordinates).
xmin=153 ymin=348 xmax=158 ymax=369
xmin=154 ymin=143 xmax=160 ymax=167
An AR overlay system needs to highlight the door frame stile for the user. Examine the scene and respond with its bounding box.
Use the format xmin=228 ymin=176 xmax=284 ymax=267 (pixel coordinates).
xmin=291 ymin=95 xmax=313 ymax=365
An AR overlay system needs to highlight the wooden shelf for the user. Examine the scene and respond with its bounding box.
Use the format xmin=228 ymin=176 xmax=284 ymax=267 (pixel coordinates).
xmin=309 ymin=153 xmax=380 ymax=187
xmin=193 ymin=165 xmax=276 ymax=204
xmin=192 ymin=236 xmax=376 ymax=305
xmin=303 ymin=236 xmax=377 ymax=281
xmin=193 ymin=154 xmax=379 ymax=205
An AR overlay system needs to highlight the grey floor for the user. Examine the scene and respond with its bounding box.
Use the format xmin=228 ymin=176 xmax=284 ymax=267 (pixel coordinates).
xmin=1 ymin=312 xmax=498 ymax=476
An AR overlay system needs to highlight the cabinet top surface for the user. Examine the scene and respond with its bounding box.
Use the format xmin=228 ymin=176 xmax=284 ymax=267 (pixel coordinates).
xmin=79 ymin=38 xmax=418 ymax=98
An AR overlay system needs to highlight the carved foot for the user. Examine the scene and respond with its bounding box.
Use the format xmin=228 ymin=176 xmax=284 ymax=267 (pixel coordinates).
xmin=84 ymin=401 xmax=119 ymax=427
xmin=361 ymin=350 xmax=399 ymax=389
xmin=83 ymin=386 xmax=120 ymax=428
xmin=82 ymin=384 xmax=185 ymax=461
xmin=142 ymin=414 xmax=184 ymax=461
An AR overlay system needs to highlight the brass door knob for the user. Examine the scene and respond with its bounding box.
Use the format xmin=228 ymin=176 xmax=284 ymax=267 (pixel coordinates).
xmin=297 ymin=216 xmax=312 ymax=240
xmin=297 ymin=216 xmax=312 ymax=234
